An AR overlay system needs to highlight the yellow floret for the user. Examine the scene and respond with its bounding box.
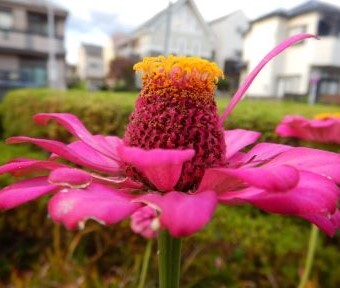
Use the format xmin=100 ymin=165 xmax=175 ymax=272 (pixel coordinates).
xmin=134 ymin=55 xmax=224 ymax=85
xmin=314 ymin=113 xmax=340 ymax=120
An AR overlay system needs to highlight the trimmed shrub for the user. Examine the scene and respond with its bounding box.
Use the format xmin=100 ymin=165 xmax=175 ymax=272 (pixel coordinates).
xmin=3 ymin=88 xmax=339 ymax=144
xmin=2 ymin=89 xmax=136 ymax=140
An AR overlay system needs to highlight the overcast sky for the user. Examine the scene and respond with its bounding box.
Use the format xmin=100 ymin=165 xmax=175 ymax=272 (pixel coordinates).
xmin=51 ymin=0 xmax=340 ymax=64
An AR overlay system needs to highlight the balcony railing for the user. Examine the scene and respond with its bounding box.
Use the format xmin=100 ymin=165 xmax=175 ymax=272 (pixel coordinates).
xmin=312 ymin=36 xmax=340 ymax=67
xmin=0 ymin=29 xmax=65 ymax=56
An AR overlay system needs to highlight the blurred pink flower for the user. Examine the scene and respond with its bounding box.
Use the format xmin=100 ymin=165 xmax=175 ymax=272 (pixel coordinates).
xmin=0 ymin=34 xmax=339 ymax=238
xmin=276 ymin=114 xmax=340 ymax=144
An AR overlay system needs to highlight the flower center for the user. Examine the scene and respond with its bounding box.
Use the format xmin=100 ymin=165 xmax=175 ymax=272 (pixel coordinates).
xmin=124 ymin=56 xmax=226 ymax=191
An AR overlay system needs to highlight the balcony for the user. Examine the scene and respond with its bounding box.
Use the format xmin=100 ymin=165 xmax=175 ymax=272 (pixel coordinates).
xmin=0 ymin=29 xmax=65 ymax=56
xmin=312 ymin=36 xmax=340 ymax=67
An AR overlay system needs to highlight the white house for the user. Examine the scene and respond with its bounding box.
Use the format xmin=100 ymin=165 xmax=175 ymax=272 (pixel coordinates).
xmin=77 ymin=44 xmax=105 ymax=90
xmin=114 ymin=0 xmax=215 ymax=60
xmin=209 ymin=10 xmax=249 ymax=89
xmin=241 ymin=0 xmax=340 ymax=104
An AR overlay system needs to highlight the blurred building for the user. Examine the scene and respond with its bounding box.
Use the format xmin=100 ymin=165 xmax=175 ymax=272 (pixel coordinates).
xmin=242 ymin=0 xmax=340 ymax=104
xmin=114 ymin=0 xmax=215 ymax=60
xmin=77 ymin=44 xmax=105 ymax=90
xmin=0 ymin=0 xmax=67 ymax=97
xmin=209 ymin=10 xmax=249 ymax=89
xmin=104 ymin=33 xmax=128 ymax=76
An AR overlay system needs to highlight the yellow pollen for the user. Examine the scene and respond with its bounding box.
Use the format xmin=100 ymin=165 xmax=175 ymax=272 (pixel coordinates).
xmin=134 ymin=55 xmax=224 ymax=94
xmin=314 ymin=113 xmax=340 ymax=120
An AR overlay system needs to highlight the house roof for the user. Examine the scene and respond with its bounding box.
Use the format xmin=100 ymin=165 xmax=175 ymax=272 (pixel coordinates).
xmin=117 ymin=0 xmax=214 ymax=47
xmin=252 ymin=0 xmax=340 ymax=23
xmin=208 ymin=10 xmax=244 ymax=25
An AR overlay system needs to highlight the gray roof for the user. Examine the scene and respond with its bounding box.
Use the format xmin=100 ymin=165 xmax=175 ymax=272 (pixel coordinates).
xmin=253 ymin=0 xmax=340 ymax=23
xmin=208 ymin=10 xmax=243 ymax=25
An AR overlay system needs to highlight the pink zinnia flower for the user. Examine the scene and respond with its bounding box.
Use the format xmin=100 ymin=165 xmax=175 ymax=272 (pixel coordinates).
xmin=0 ymin=34 xmax=339 ymax=238
xmin=276 ymin=113 xmax=340 ymax=144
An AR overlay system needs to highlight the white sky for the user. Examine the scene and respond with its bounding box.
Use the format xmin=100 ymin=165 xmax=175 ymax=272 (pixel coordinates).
xmin=51 ymin=0 xmax=340 ymax=64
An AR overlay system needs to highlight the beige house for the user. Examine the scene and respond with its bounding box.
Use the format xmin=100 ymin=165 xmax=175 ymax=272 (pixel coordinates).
xmin=241 ymin=0 xmax=340 ymax=104
xmin=0 ymin=0 xmax=67 ymax=96
xmin=209 ymin=10 xmax=249 ymax=88
xmin=114 ymin=0 xmax=215 ymax=60
xmin=77 ymin=44 xmax=105 ymax=90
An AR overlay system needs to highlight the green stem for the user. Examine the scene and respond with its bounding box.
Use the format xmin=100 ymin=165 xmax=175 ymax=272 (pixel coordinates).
xmin=137 ymin=239 xmax=153 ymax=288
xmin=158 ymin=231 xmax=182 ymax=288
xmin=298 ymin=224 xmax=319 ymax=288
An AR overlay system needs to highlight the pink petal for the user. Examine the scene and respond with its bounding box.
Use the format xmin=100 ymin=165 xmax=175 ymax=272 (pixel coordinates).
xmin=227 ymin=142 xmax=293 ymax=168
xmin=137 ymin=190 xmax=217 ymax=237
xmin=118 ymin=146 xmax=195 ymax=191
xmin=34 ymin=113 xmax=121 ymax=158
xmin=303 ymin=211 xmax=339 ymax=236
xmin=219 ymin=171 xmax=339 ymax=217
xmin=0 ymin=177 xmax=57 ymax=210
xmin=245 ymin=143 xmax=293 ymax=162
xmin=48 ymin=168 xmax=92 ymax=188
xmin=224 ymin=129 xmax=261 ymax=159
xmin=131 ymin=206 xmax=158 ymax=238
xmin=266 ymin=147 xmax=340 ymax=183
xmin=198 ymin=168 xmax=244 ymax=194
xmin=91 ymin=175 xmax=144 ymax=189
xmin=219 ymin=34 xmax=317 ymax=123
xmin=0 ymin=159 xmax=66 ymax=177
xmin=276 ymin=115 xmax=340 ymax=144
xmin=199 ymin=165 xmax=299 ymax=193
xmin=7 ymin=136 xmax=121 ymax=174
xmin=48 ymin=183 xmax=141 ymax=229
xmin=50 ymin=138 xmax=121 ymax=171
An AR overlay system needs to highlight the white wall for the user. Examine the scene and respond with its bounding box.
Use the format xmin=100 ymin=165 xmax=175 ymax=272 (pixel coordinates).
xmin=146 ymin=1 xmax=213 ymax=58
xmin=241 ymin=16 xmax=287 ymax=97
xmin=280 ymin=12 xmax=320 ymax=95
xmin=241 ymin=11 xmax=327 ymax=98
xmin=209 ymin=11 xmax=248 ymax=70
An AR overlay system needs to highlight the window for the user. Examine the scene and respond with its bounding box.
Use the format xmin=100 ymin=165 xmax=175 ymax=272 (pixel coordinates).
xmin=318 ymin=19 xmax=331 ymax=36
xmin=235 ymin=26 xmax=244 ymax=36
xmin=318 ymin=18 xmax=340 ymax=37
xmin=287 ymin=26 xmax=307 ymax=45
xmin=28 ymin=12 xmax=48 ymax=35
xmin=277 ymin=76 xmax=301 ymax=97
xmin=0 ymin=8 xmax=13 ymax=29
xmin=21 ymin=60 xmax=47 ymax=86
xmin=288 ymin=25 xmax=307 ymax=37
xmin=319 ymin=80 xmax=339 ymax=95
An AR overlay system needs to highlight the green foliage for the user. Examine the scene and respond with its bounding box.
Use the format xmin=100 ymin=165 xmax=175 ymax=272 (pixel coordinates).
xmin=217 ymin=78 xmax=230 ymax=92
xmin=2 ymin=89 xmax=137 ymax=140
xmin=108 ymin=57 xmax=137 ymax=91
xmin=3 ymin=88 xmax=339 ymax=146
xmin=0 ymin=89 xmax=339 ymax=287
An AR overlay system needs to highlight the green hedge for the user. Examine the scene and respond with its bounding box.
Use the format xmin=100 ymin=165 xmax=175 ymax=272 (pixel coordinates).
xmin=2 ymin=88 xmax=339 ymax=145
xmin=1 ymin=89 xmax=136 ymax=140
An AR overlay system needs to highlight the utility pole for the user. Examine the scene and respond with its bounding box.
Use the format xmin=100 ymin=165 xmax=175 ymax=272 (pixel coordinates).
xmin=163 ymin=0 xmax=172 ymax=55
xmin=47 ymin=0 xmax=58 ymax=88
